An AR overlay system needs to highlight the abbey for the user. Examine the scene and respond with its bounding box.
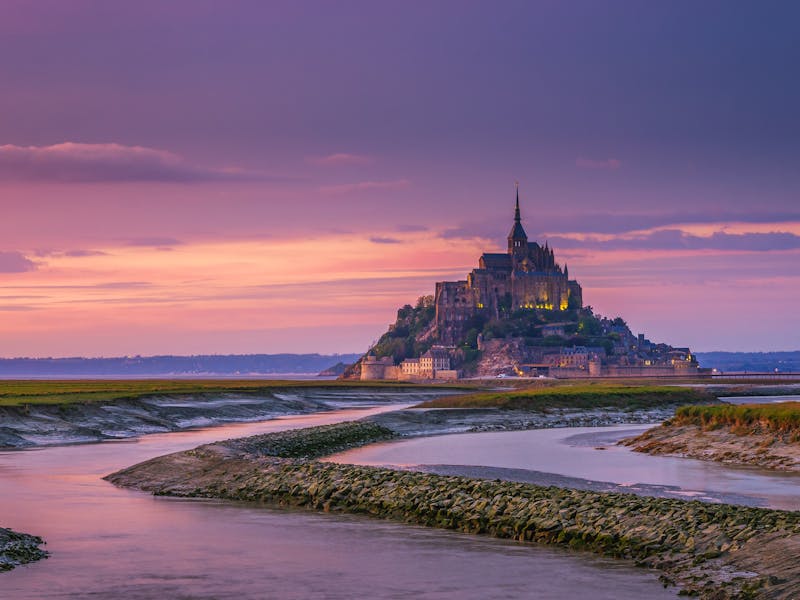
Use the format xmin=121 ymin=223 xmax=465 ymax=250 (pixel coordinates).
xmin=435 ymin=186 xmax=583 ymax=344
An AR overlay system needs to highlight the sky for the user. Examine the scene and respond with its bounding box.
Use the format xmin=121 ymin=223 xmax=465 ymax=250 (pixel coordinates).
xmin=1 ymin=1 xmax=799 ymax=356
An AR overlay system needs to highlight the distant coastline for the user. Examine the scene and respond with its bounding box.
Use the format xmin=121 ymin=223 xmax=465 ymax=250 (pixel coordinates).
xmin=694 ymin=351 xmax=800 ymax=373
xmin=0 ymin=353 xmax=361 ymax=378
xmin=0 ymin=351 xmax=797 ymax=379
xmin=0 ymin=373 xmax=337 ymax=381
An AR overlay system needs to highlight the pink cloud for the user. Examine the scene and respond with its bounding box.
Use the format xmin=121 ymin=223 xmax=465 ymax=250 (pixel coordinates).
xmin=575 ymin=157 xmax=622 ymax=170
xmin=319 ymin=179 xmax=411 ymax=194
xmin=306 ymin=153 xmax=374 ymax=166
xmin=0 ymin=142 xmax=259 ymax=182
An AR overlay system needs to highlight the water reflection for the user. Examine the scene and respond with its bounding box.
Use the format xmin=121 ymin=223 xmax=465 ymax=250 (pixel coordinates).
xmin=0 ymin=404 xmax=675 ymax=599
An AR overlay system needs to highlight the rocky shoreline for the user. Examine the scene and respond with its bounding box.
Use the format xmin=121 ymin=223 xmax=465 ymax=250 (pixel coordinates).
xmin=0 ymin=392 xmax=329 ymax=448
xmin=107 ymin=422 xmax=800 ymax=599
xmin=0 ymin=388 xmax=448 ymax=449
xmin=621 ymin=423 xmax=800 ymax=471
xmin=0 ymin=527 xmax=48 ymax=572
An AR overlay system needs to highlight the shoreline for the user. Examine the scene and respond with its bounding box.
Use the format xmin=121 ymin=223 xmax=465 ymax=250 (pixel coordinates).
xmin=107 ymin=421 xmax=800 ymax=598
xmin=0 ymin=387 xmax=454 ymax=449
xmin=621 ymin=424 xmax=800 ymax=472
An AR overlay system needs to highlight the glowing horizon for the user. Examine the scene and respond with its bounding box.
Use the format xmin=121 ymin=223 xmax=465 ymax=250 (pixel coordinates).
xmin=1 ymin=2 xmax=798 ymax=356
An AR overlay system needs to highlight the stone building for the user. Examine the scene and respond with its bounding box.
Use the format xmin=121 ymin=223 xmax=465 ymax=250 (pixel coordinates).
xmin=435 ymin=186 xmax=583 ymax=344
xmin=400 ymin=358 xmax=421 ymax=377
xmin=419 ymin=347 xmax=451 ymax=376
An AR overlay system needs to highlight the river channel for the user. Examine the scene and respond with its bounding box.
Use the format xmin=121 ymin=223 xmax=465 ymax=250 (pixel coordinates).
xmin=0 ymin=394 xmax=676 ymax=599
xmin=329 ymin=424 xmax=800 ymax=510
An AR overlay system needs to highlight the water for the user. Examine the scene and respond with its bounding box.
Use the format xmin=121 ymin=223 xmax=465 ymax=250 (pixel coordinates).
xmin=0 ymin=403 xmax=675 ymax=599
xmin=720 ymin=394 xmax=800 ymax=404
xmin=329 ymin=425 xmax=800 ymax=510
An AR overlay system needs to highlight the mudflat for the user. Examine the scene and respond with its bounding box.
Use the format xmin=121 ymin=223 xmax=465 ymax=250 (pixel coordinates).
xmin=622 ymin=423 xmax=800 ymax=471
xmin=107 ymin=421 xmax=800 ymax=599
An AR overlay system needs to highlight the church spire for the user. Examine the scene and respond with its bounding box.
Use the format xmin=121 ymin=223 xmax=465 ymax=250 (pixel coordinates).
xmin=508 ymin=182 xmax=528 ymax=256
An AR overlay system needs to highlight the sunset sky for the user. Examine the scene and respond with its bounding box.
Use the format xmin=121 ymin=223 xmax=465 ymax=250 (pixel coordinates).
xmin=1 ymin=1 xmax=798 ymax=356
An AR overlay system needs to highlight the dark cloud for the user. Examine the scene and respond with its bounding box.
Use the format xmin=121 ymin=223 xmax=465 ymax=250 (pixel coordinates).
xmin=369 ymin=236 xmax=403 ymax=244
xmin=34 ymin=248 xmax=109 ymax=258
xmin=0 ymin=251 xmax=36 ymax=273
xmin=441 ymin=211 xmax=800 ymax=240
xmin=125 ymin=237 xmax=183 ymax=248
xmin=64 ymin=249 xmax=109 ymax=257
xmin=550 ymin=229 xmax=800 ymax=252
xmin=0 ymin=143 xmax=259 ymax=183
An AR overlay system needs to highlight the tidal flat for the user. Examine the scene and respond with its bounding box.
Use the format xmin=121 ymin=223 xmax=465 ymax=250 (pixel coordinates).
xmin=0 ymin=383 xmax=455 ymax=448
xmin=623 ymin=402 xmax=800 ymax=471
xmin=108 ymin=421 xmax=800 ymax=598
xmin=6 ymin=382 xmax=800 ymax=598
xmin=1 ymin=403 xmax=679 ymax=600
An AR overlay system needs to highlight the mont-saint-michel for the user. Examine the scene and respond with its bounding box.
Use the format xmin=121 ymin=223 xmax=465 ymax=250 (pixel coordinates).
xmin=352 ymin=188 xmax=698 ymax=381
xmin=4 ymin=4 xmax=800 ymax=600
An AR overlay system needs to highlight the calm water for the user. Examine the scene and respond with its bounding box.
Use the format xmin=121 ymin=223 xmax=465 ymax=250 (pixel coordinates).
xmin=329 ymin=425 xmax=800 ymax=510
xmin=0 ymin=402 xmax=675 ymax=599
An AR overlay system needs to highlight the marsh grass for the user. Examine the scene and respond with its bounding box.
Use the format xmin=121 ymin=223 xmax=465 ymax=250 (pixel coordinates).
xmin=0 ymin=379 xmax=465 ymax=407
xmin=674 ymin=402 xmax=800 ymax=438
xmin=414 ymin=384 xmax=714 ymax=410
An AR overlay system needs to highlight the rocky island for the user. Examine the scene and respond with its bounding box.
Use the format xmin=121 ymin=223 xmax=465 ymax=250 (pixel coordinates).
xmin=343 ymin=190 xmax=702 ymax=381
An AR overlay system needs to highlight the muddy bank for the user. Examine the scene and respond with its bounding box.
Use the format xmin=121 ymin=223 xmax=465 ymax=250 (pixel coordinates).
xmin=0 ymin=528 xmax=47 ymax=572
xmin=622 ymin=424 xmax=800 ymax=471
xmin=414 ymin=464 xmax=768 ymax=507
xmin=107 ymin=422 xmax=800 ymax=599
xmin=0 ymin=388 xmax=445 ymax=449
xmin=366 ymin=405 xmax=680 ymax=436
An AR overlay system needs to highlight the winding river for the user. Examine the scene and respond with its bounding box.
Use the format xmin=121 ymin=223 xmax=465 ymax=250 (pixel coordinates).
xmin=329 ymin=424 xmax=800 ymax=509
xmin=0 ymin=394 xmax=676 ymax=600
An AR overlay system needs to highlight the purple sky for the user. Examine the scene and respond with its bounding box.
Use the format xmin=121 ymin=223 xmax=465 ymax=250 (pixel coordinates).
xmin=1 ymin=1 xmax=799 ymax=356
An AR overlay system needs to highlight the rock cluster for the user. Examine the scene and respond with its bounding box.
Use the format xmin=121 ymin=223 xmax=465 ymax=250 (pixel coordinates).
xmin=223 ymin=421 xmax=396 ymax=459
xmin=0 ymin=527 xmax=48 ymax=572
xmin=108 ymin=422 xmax=800 ymax=599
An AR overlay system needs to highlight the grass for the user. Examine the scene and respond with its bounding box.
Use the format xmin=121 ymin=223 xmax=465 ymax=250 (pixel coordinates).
xmin=673 ymin=402 xmax=800 ymax=436
xmin=414 ymin=384 xmax=716 ymax=410
xmin=0 ymin=379 xmax=469 ymax=408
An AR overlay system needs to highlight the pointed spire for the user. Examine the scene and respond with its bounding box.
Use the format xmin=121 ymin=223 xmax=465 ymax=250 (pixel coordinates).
xmin=508 ymin=181 xmax=528 ymax=251
xmin=564 ymin=263 xmax=569 ymax=279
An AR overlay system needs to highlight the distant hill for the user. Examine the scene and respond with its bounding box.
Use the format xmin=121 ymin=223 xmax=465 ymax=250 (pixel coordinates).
xmin=694 ymin=351 xmax=800 ymax=373
xmin=0 ymin=354 xmax=361 ymax=377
